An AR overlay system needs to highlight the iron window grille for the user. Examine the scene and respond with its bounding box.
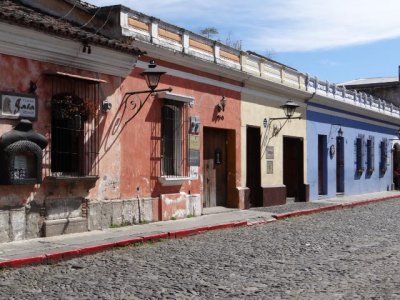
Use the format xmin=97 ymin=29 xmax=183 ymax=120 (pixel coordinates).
xmin=366 ymin=136 xmax=375 ymax=174
xmin=380 ymin=138 xmax=388 ymax=174
xmin=355 ymin=134 xmax=365 ymax=174
xmin=161 ymin=100 xmax=187 ymax=177
xmin=44 ymin=75 xmax=100 ymax=178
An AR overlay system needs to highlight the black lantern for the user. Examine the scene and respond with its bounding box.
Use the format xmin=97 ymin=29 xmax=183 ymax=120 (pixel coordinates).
xmin=338 ymin=127 xmax=344 ymax=137
xmin=397 ymin=128 xmax=400 ymax=139
xmin=281 ymin=100 xmax=300 ymax=119
xmin=141 ymin=61 xmax=166 ymax=91
xmin=123 ymin=60 xmax=172 ymax=124
xmin=266 ymin=100 xmax=301 ymax=137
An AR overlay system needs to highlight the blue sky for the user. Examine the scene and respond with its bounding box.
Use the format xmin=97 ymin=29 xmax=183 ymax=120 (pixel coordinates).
xmin=94 ymin=0 xmax=400 ymax=84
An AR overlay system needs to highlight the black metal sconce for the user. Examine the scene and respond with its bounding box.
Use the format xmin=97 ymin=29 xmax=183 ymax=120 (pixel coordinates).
xmin=82 ymin=41 xmax=91 ymax=54
xmin=29 ymin=81 xmax=37 ymax=94
xmin=217 ymin=96 xmax=226 ymax=112
xmin=266 ymin=100 xmax=302 ymax=137
xmin=397 ymin=128 xmax=400 ymax=139
xmin=123 ymin=61 xmax=172 ymax=124
xmin=338 ymin=126 xmax=343 ymax=137
xmin=101 ymin=99 xmax=112 ymax=113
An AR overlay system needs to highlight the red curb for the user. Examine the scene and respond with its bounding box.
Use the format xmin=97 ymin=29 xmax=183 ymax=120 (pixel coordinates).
xmin=273 ymin=196 xmax=400 ymax=220
xmin=170 ymin=228 xmax=201 ymax=239
xmin=207 ymin=222 xmax=235 ymax=231
xmin=234 ymin=220 xmax=248 ymax=227
xmin=247 ymin=219 xmax=276 ymax=226
xmin=273 ymin=204 xmax=342 ymax=220
xmin=45 ymin=249 xmax=81 ymax=263
xmin=0 ymin=255 xmax=46 ymax=268
xmin=115 ymin=237 xmax=144 ymax=247
xmin=1 ymin=195 xmax=398 ymax=269
xmin=341 ymin=195 xmax=399 ymax=209
xmin=78 ymin=242 xmax=116 ymax=255
xmin=141 ymin=232 xmax=169 ymax=242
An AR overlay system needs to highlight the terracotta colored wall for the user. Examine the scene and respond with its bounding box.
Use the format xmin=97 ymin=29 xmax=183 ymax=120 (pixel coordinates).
xmin=119 ymin=58 xmax=242 ymax=204
xmin=0 ymin=53 xmax=121 ymax=208
xmin=0 ymin=53 xmax=242 ymax=209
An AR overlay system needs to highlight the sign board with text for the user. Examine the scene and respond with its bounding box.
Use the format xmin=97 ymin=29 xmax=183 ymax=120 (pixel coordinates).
xmin=188 ymin=134 xmax=200 ymax=166
xmin=0 ymin=92 xmax=37 ymax=120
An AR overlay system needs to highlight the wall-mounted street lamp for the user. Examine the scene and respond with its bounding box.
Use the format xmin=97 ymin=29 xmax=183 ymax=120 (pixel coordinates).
xmin=123 ymin=61 xmax=172 ymax=124
xmin=281 ymin=100 xmax=300 ymax=119
xmin=266 ymin=100 xmax=302 ymax=136
xmin=126 ymin=61 xmax=172 ymax=96
xmin=397 ymin=128 xmax=400 ymax=139
xmin=338 ymin=126 xmax=344 ymax=137
xmin=216 ymin=96 xmax=226 ymax=112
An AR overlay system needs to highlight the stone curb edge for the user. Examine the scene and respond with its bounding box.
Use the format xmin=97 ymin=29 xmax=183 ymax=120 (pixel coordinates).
xmin=272 ymin=195 xmax=400 ymax=220
xmin=0 ymin=195 xmax=398 ymax=268
xmin=0 ymin=221 xmax=250 ymax=268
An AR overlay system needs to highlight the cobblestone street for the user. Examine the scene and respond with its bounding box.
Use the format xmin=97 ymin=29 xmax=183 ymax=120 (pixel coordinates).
xmin=1 ymin=200 xmax=400 ymax=299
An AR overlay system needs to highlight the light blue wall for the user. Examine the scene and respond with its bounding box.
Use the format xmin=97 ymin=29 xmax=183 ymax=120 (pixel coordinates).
xmin=307 ymin=104 xmax=396 ymax=201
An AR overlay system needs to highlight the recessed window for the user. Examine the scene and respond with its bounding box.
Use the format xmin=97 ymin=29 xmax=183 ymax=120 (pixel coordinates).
xmin=45 ymin=74 xmax=101 ymax=178
xmin=356 ymin=135 xmax=365 ymax=174
xmin=161 ymin=100 xmax=185 ymax=177
xmin=380 ymin=138 xmax=388 ymax=174
xmin=366 ymin=136 xmax=374 ymax=174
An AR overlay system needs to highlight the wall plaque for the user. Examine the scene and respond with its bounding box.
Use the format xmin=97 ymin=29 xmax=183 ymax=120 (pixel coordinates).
xmin=266 ymin=146 xmax=274 ymax=159
xmin=267 ymin=160 xmax=273 ymax=174
xmin=188 ymin=134 xmax=200 ymax=166
xmin=189 ymin=134 xmax=200 ymax=150
xmin=189 ymin=166 xmax=199 ymax=180
xmin=0 ymin=92 xmax=37 ymax=120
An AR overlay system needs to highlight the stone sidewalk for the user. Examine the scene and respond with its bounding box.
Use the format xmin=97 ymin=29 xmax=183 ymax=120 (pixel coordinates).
xmin=0 ymin=191 xmax=399 ymax=268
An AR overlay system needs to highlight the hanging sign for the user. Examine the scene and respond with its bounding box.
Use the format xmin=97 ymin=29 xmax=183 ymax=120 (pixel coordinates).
xmin=0 ymin=92 xmax=37 ymax=120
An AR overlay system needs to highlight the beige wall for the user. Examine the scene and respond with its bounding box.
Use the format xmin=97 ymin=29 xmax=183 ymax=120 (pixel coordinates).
xmin=241 ymin=90 xmax=307 ymax=189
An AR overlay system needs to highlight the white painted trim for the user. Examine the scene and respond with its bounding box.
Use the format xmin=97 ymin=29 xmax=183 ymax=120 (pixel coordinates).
xmin=0 ymin=22 xmax=137 ymax=77
xmin=308 ymin=105 xmax=398 ymax=130
xmin=158 ymin=176 xmax=191 ymax=186
xmin=309 ymin=93 xmax=400 ymax=124
xmin=157 ymin=92 xmax=194 ymax=103
xmin=136 ymin=60 xmax=307 ymax=106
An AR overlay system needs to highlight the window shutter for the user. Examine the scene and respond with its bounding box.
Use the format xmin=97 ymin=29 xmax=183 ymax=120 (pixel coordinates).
xmin=380 ymin=138 xmax=388 ymax=174
xmin=356 ymin=137 xmax=363 ymax=174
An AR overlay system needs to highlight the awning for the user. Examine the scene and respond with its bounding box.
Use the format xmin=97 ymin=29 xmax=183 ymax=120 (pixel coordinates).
xmin=157 ymin=91 xmax=195 ymax=104
xmin=43 ymin=71 xmax=108 ymax=84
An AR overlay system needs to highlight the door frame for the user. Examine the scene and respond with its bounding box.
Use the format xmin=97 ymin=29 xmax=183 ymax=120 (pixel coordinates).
xmin=246 ymin=126 xmax=262 ymax=207
xmin=283 ymin=136 xmax=305 ymax=201
xmin=336 ymin=136 xmax=345 ymax=194
xmin=203 ymin=127 xmax=237 ymax=208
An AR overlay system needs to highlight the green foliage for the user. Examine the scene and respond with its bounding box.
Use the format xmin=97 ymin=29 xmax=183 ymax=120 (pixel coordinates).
xmin=199 ymin=27 xmax=219 ymax=39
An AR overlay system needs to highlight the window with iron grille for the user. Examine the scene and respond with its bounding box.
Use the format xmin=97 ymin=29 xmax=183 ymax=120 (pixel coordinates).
xmin=366 ymin=136 xmax=375 ymax=174
xmin=380 ymin=138 xmax=388 ymax=174
xmin=355 ymin=134 xmax=365 ymax=174
xmin=161 ymin=100 xmax=186 ymax=177
xmin=44 ymin=74 xmax=100 ymax=177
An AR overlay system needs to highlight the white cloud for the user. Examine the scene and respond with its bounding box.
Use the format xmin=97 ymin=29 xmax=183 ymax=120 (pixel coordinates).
xmin=93 ymin=0 xmax=400 ymax=52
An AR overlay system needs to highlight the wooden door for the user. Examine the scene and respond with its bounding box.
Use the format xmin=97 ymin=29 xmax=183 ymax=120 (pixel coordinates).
xmin=336 ymin=136 xmax=345 ymax=193
xmin=283 ymin=137 xmax=304 ymax=200
xmin=203 ymin=128 xmax=227 ymax=207
xmin=318 ymin=135 xmax=327 ymax=195
xmin=246 ymin=127 xmax=262 ymax=207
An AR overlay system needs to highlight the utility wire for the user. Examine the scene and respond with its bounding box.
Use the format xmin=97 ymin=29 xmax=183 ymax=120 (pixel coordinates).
xmin=59 ymin=0 xmax=78 ymax=20
xmin=94 ymin=6 xmax=114 ymax=35
xmin=80 ymin=6 xmax=102 ymax=28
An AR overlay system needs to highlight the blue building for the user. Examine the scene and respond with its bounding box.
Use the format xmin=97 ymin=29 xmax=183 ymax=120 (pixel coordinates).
xmin=306 ymin=77 xmax=400 ymax=201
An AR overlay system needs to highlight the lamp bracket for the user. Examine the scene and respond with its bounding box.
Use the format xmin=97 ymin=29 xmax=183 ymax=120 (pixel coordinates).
xmin=269 ymin=116 xmax=302 ymax=121
xmin=125 ymin=87 xmax=172 ymax=96
xmin=122 ymin=87 xmax=173 ymax=126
